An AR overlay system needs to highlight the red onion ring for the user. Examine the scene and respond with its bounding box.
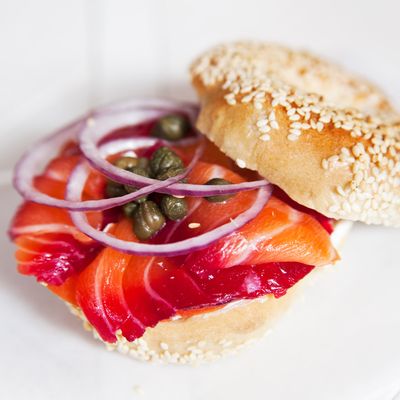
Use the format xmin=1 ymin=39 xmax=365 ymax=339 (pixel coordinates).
xmin=14 ymin=134 xmax=203 ymax=211
xmin=79 ymin=102 xmax=269 ymax=197
xmin=12 ymin=100 xmax=203 ymax=211
xmin=13 ymin=116 xmax=86 ymax=208
xmin=67 ymin=165 xmax=272 ymax=256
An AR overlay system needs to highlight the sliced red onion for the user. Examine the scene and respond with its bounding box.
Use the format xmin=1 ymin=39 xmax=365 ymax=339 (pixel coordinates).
xmin=79 ymin=102 xmax=269 ymax=196
xmin=14 ymin=134 xmax=203 ymax=211
xmin=13 ymin=116 xmax=86 ymax=207
xmin=67 ymin=165 xmax=272 ymax=256
xmin=12 ymin=99 xmax=195 ymax=208
xmin=12 ymin=99 xmax=206 ymax=210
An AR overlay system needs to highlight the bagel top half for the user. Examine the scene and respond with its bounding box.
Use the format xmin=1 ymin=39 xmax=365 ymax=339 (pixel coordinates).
xmin=190 ymin=42 xmax=400 ymax=227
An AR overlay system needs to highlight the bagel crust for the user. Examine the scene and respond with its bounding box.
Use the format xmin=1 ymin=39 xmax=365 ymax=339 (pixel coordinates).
xmin=190 ymin=42 xmax=400 ymax=226
xmin=69 ymin=292 xmax=295 ymax=364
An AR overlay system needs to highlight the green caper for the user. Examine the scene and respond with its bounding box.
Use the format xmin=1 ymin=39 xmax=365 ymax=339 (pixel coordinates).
xmin=114 ymin=156 xmax=139 ymax=170
xmin=114 ymin=156 xmax=149 ymax=171
xmin=204 ymin=178 xmax=234 ymax=203
xmin=149 ymin=147 xmax=184 ymax=177
xmin=105 ymin=180 xmax=127 ymax=198
xmin=160 ymin=195 xmax=188 ymax=221
xmin=133 ymin=201 xmax=166 ymax=240
xmin=151 ymin=115 xmax=190 ymax=141
xmin=124 ymin=166 xmax=150 ymax=202
xmin=123 ymin=202 xmax=138 ymax=218
xmin=136 ymin=157 xmax=149 ymax=169
xmin=155 ymin=166 xmax=186 ymax=181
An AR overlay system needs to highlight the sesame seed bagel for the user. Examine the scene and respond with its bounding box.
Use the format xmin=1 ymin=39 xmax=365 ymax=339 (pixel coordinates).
xmin=190 ymin=42 xmax=400 ymax=227
xmin=68 ymin=291 xmax=295 ymax=364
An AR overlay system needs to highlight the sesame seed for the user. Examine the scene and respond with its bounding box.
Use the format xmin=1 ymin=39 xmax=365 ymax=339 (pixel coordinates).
xmin=270 ymin=120 xmax=279 ymax=130
xmin=188 ymin=222 xmax=201 ymax=229
xmin=260 ymin=134 xmax=271 ymax=141
xmin=343 ymin=201 xmax=352 ymax=213
xmin=291 ymin=122 xmax=302 ymax=129
xmin=256 ymin=119 xmax=268 ymax=128
xmin=236 ymin=159 xmax=246 ymax=168
xmin=316 ymin=122 xmax=324 ymax=132
xmin=336 ymin=185 xmax=346 ymax=196
xmin=269 ymin=110 xmax=276 ymax=120
xmin=341 ymin=147 xmax=351 ymax=156
xmin=160 ymin=342 xmax=169 ymax=350
xmin=242 ymin=94 xmax=253 ymax=103
xmin=329 ymin=204 xmax=340 ymax=213
xmin=290 ymin=128 xmax=301 ymax=136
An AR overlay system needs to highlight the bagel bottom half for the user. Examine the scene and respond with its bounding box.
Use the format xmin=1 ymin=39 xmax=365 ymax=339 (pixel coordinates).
xmin=66 ymin=220 xmax=352 ymax=365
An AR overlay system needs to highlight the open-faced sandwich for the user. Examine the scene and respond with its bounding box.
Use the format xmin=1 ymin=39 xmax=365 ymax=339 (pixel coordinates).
xmin=9 ymin=42 xmax=400 ymax=364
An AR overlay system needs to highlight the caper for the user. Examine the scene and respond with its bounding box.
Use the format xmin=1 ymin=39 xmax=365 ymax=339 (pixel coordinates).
xmin=133 ymin=201 xmax=166 ymax=240
xmin=124 ymin=166 xmax=150 ymax=202
xmin=151 ymin=115 xmax=190 ymax=141
xmin=160 ymin=195 xmax=188 ymax=221
xmin=155 ymin=166 xmax=186 ymax=181
xmin=123 ymin=202 xmax=138 ymax=218
xmin=114 ymin=156 xmax=149 ymax=171
xmin=204 ymin=178 xmax=234 ymax=203
xmin=149 ymin=147 xmax=184 ymax=177
xmin=114 ymin=156 xmax=139 ymax=170
xmin=105 ymin=180 xmax=126 ymax=198
xmin=136 ymin=157 xmax=149 ymax=169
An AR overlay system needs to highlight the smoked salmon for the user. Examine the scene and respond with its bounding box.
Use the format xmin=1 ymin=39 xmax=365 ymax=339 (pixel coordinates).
xmin=10 ymin=134 xmax=337 ymax=343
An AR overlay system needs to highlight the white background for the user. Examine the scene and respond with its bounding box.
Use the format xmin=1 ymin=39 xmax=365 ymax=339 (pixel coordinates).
xmin=2 ymin=0 xmax=400 ymax=172
xmin=1 ymin=1 xmax=400 ymax=399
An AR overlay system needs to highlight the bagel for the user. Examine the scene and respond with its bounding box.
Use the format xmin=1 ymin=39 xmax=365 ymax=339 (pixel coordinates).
xmin=191 ymin=42 xmax=400 ymax=226
xmin=10 ymin=42 xmax=399 ymax=366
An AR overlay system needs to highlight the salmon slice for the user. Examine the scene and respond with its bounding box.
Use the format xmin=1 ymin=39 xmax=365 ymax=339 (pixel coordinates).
xmin=15 ymin=233 xmax=101 ymax=285
xmin=153 ymin=161 xmax=257 ymax=243
xmin=77 ymin=218 xmax=315 ymax=342
xmin=77 ymin=222 xmax=145 ymax=342
xmin=156 ymin=162 xmax=337 ymax=267
xmin=181 ymin=196 xmax=338 ymax=277
xmin=11 ymin=148 xmax=105 ymax=285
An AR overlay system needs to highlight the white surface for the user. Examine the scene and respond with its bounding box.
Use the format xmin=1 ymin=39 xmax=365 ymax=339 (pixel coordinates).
xmin=1 ymin=0 xmax=400 ymax=399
